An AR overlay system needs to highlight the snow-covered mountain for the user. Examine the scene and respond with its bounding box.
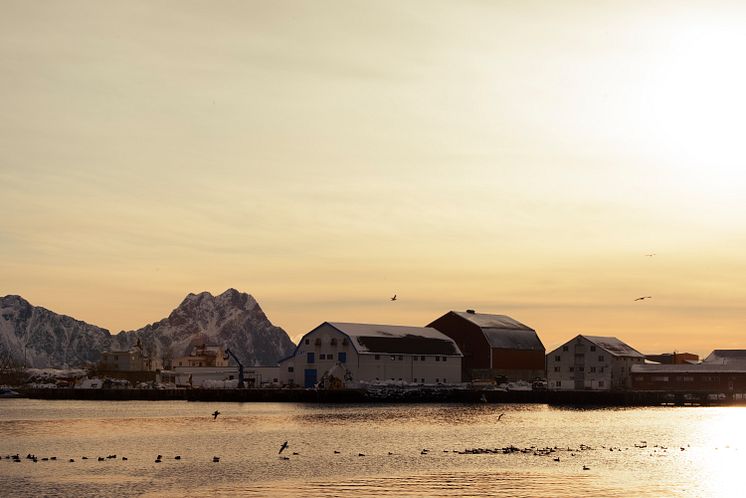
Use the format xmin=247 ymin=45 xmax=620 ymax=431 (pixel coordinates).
xmin=0 ymin=289 xmax=296 ymax=369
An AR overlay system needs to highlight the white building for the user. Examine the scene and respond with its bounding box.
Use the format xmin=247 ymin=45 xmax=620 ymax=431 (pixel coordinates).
xmin=279 ymin=322 xmax=463 ymax=388
xmin=100 ymin=339 xmax=158 ymax=372
xmin=546 ymin=335 xmax=644 ymax=391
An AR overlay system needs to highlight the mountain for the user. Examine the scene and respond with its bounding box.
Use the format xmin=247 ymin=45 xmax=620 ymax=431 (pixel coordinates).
xmin=0 ymin=295 xmax=112 ymax=369
xmin=0 ymin=289 xmax=296 ymax=369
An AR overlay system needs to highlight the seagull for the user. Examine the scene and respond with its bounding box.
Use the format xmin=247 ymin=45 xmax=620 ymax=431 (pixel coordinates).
xmin=390 ymin=294 xmax=397 ymax=301
xmin=497 ymin=413 xmax=505 ymax=421
xmin=645 ymin=254 xmax=656 ymax=257
xmin=212 ymin=410 xmax=220 ymax=420
xmin=279 ymin=441 xmax=289 ymax=454
xmin=634 ymin=296 xmax=653 ymax=301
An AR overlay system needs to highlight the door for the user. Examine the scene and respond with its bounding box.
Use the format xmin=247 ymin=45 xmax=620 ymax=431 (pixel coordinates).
xmin=304 ymin=368 xmax=317 ymax=388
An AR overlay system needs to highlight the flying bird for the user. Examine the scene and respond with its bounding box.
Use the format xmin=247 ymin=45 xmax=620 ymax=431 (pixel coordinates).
xmin=497 ymin=413 xmax=505 ymax=421
xmin=645 ymin=253 xmax=656 ymax=257
xmin=212 ymin=410 xmax=220 ymax=420
xmin=390 ymin=294 xmax=397 ymax=301
xmin=634 ymin=296 xmax=653 ymax=301
xmin=279 ymin=441 xmax=289 ymax=454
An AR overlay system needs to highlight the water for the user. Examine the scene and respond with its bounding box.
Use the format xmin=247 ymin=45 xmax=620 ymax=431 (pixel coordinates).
xmin=1 ymin=399 xmax=745 ymax=497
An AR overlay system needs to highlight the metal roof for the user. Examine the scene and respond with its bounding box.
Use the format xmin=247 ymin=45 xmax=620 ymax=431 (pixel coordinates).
xmin=327 ymin=322 xmax=462 ymax=356
xmin=450 ymin=311 xmax=544 ymax=351
xmin=581 ymin=335 xmax=644 ymax=358
xmin=703 ymin=350 xmax=746 ymax=364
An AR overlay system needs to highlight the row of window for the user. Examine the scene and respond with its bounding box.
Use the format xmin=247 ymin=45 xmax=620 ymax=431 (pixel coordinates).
xmin=552 ymin=380 xmax=605 ymax=387
xmin=304 ymin=337 xmax=349 ymax=346
xmin=374 ymin=378 xmax=448 ymax=383
xmin=562 ymin=345 xmax=598 ymax=352
xmin=306 ymin=352 xmax=346 ymax=364
xmin=553 ymin=366 xmax=605 ymax=373
xmin=373 ymin=355 xmax=448 ymax=362
xmin=554 ymin=355 xmax=606 ymax=362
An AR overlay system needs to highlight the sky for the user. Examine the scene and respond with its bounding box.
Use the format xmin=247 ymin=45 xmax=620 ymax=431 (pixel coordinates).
xmin=2 ymin=1 xmax=746 ymax=355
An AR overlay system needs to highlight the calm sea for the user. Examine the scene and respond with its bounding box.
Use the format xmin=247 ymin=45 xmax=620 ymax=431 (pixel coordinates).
xmin=1 ymin=399 xmax=744 ymax=497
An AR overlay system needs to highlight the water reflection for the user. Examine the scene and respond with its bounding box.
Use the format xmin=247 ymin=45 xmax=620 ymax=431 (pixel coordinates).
xmin=1 ymin=400 xmax=743 ymax=497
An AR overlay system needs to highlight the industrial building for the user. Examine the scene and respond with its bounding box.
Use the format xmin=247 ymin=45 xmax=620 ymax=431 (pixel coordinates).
xmin=279 ymin=322 xmax=463 ymax=388
xmin=428 ymin=310 xmax=544 ymax=382
xmin=547 ymin=335 xmax=644 ymax=391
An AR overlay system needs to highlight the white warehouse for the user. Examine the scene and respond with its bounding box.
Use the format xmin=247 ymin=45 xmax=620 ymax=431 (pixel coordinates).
xmin=279 ymin=322 xmax=463 ymax=388
xmin=546 ymin=335 xmax=644 ymax=391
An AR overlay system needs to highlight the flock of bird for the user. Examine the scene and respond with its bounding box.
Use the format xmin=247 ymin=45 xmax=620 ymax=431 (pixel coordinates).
xmin=1 ymin=439 xmax=693 ymax=473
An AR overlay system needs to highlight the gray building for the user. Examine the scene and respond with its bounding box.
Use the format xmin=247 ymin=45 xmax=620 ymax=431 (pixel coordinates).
xmin=547 ymin=335 xmax=644 ymax=391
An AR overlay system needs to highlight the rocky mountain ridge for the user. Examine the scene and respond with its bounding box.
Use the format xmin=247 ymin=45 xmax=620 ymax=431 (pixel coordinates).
xmin=0 ymin=289 xmax=296 ymax=369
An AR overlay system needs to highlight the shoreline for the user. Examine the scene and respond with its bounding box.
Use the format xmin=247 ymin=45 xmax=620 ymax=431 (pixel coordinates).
xmin=10 ymin=387 xmax=746 ymax=406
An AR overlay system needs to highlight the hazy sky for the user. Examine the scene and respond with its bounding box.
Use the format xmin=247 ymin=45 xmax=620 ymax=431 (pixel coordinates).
xmin=2 ymin=1 xmax=745 ymax=355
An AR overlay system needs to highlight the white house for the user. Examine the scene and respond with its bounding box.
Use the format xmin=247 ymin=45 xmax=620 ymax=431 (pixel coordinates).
xmin=279 ymin=322 xmax=463 ymax=388
xmin=546 ymin=335 xmax=644 ymax=391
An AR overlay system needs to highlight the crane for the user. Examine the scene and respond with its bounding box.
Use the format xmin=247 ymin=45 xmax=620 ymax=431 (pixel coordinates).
xmin=225 ymin=348 xmax=245 ymax=388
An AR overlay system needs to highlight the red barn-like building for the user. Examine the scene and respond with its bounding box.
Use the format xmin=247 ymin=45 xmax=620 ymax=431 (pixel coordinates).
xmin=428 ymin=310 xmax=545 ymax=382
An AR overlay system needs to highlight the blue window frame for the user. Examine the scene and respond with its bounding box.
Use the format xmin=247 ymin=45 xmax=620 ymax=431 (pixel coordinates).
xmin=338 ymin=352 xmax=347 ymax=363
xmin=307 ymin=352 xmax=315 ymax=364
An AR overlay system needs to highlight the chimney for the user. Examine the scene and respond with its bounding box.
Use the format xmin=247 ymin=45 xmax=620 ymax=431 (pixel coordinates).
xmin=466 ymin=309 xmax=476 ymax=314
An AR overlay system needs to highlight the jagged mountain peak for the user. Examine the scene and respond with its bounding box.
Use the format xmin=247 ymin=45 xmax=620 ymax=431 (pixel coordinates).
xmin=0 ymin=290 xmax=296 ymax=368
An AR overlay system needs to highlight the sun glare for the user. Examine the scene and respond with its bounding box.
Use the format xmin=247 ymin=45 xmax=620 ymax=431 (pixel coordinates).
xmin=643 ymin=20 xmax=746 ymax=194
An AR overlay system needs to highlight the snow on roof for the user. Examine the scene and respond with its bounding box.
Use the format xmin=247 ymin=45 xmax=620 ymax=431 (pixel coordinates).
xmin=632 ymin=363 xmax=746 ymax=374
xmin=450 ymin=311 xmax=544 ymax=351
xmin=327 ymin=322 xmax=462 ymax=356
xmin=452 ymin=311 xmax=532 ymax=330
xmin=582 ymin=335 xmax=644 ymax=358
xmin=703 ymin=350 xmax=746 ymax=364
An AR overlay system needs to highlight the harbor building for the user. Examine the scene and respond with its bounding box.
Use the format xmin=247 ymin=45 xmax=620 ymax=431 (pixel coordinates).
xmin=546 ymin=335 xmax=644 ymax=391
xmin=279 ymin=322 xmax=463 ymax=388
xmin=427 ymin=310 xmax=544 ymax=382
xmin=100 ymin=338 xmax=157 ymax=372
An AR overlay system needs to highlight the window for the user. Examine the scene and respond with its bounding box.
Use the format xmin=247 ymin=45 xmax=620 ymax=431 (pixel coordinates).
xmin=413 ymin=356 xmax=418 ymax=361
xmin=556 ymin=381 xmax=562 ymax=387
xmin=421 ymin=356 xmax=426 ymax=361
xmin=305 ymin=338 xmax=309 ymax=345
xmin=436 ymin=356 xmax=440 ymax=362
xmin=307 ymin=352 xmax=315 ymax=364
xmin=598 ymin=380 xmax=604 ymax=387
xmin=342 ymin=338 xmax=349 ymax=346
xmin=562 ymin=346 xmax=568 ymax=352
xmin=319 ymin=353 xmax=325 ymax=360
xmin=288 ymin=366 xmax=294 ymax=372
xmin=590 ymin=346 xmax=596 ymax=352
xmin=555 ymin=356 xmax=561 ymax=362
xmin=338 ymin=352 xmax=347 ymax=363
xmin=374 ymin=355 xmax=380 ymax=360
xmin=398 ymin=355 xmax=403 ymax=361
xmin=590 ymin=367 xmax=596 ymax=373
xmin=569 ymin=367 xmax=574 ymax=372
xmin=314 ymin=338 xmax=322 ymax=346
xmin=579 ymin=367 xmax=584 ymax=372
xmin=600 ymin=367 xmax=605 ymax=373
xmin=598 ymin=355 xmax=604 ymax=362
xmin=443 ymin=357 xmax=447 ymax=362
xmin=554 ymin=366 xmax=560 ymax=372
xmin=443 ymin=378 xmax=447 ymax=383
xmin=330 ymin=338 xmax=337 ymax=346
xmin=436 ymin=378 xmax=440 ymax=383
